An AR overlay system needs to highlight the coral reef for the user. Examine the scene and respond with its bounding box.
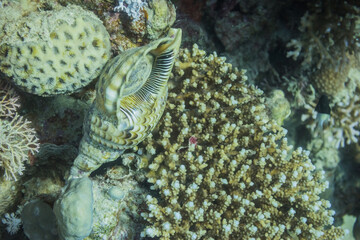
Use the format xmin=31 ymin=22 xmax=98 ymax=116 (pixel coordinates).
xmin=140 ymin=45 xmax=344 ymax=239
xmin=0 ymin=178 xmax=21 ymax=217
xmin=327 ymin=146 xmax=360 ymax=230
xmin=0 ymin=80 xmax=39 ymax=218
xmin=200 ymin=0 xmax=298 ymax=83
xmin=0 ymin=81 xmax=19 ymax=116
xmin=54 ymin=177 xmax=94 ymax=240
xmin=0 ymin=2 xmax=111 ymax=96
xmin=59 ymin=0 xmax=176 ymax=53
xmin=143 ymin=0 xmax=176 ymax=40
xmin=283 ymin=5 xmax=360 ymax=230
xmin=305 ymin=130 xmax=341 ymax=172
xmin=113 ymin=0 xmax=176 ymax=46
xmin=23 ymin=95 xmax=89 ymax=146
xmin=2 ymin=0 xmax=359 ymax=239
xmin=2 ymin=211 xmax=21 ymax=235
xmin=285 ymin=1 xmax=360 ymax=118
xmin=0 ymin=115 xmax=39 ymax=180
xmin=212 ymin=3 xmax=274 ymax=81
xmin=298 ymin=55 xmax=360 ymax=158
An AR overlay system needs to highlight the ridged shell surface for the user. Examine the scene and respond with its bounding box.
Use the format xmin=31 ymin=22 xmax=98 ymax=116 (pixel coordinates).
xmin=71 ymin=28 xmax=182 ymax=176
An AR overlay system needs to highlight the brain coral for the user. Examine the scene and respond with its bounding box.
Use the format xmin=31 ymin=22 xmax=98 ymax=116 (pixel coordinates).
xmin=0 ymin=4 xmax=111 ymax=96
xmin=140 ymin=45 xmax=345 ymax=239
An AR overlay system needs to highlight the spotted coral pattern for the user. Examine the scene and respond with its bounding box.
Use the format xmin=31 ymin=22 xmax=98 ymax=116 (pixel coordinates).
xmin=0 ymin=5 xmax=111 ymax=96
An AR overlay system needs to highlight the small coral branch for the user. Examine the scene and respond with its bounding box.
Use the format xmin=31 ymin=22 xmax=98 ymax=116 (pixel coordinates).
xmin=0 ymin=81 xmax=20 ymax=117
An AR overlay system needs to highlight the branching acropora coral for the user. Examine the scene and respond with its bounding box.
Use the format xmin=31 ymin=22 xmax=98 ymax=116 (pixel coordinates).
xmin=286 ymin=1 xmax=360 ymax=70
xmin=0 ymin=81 xmax=39 ymax=180
xmin=140 ymin=44 xmax=345 ymax=239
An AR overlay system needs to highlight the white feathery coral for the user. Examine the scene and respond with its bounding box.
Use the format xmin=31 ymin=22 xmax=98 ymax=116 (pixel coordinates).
xmin=0 ymin=115 xmax=40 ymax=180
xmin=0 ymin=81 xmax=20 ymax=117
xmin=0 ymin=80 xmax=40 ymax=181
xmin=1 ymin=212 xmax=21 ymax=235
xmin=114 ymin=0 xmax=147 ymax=20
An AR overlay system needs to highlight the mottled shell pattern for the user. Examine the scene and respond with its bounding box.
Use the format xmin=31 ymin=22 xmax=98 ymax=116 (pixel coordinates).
xmin=71 ymin=28 xmax=182 ymax=176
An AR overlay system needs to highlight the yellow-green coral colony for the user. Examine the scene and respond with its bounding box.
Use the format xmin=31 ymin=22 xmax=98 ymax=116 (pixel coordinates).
xmin=70 ymin=28 xmax=182 ymax=176
xmin=0 ymin=5 xmax=111 ymax=96
xmin=139 ymin=45 xmax=345 ymax=239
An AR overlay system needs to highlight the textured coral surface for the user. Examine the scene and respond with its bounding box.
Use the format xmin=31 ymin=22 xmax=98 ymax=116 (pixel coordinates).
xmin=141 ymin=45 xmax=344 ymax=239
xmin=0 ymin=4 xmax=111 ymax=96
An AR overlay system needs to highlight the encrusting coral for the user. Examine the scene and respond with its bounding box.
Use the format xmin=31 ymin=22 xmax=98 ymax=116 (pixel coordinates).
xmin=140 ymin=44 xmax=345 ymax=239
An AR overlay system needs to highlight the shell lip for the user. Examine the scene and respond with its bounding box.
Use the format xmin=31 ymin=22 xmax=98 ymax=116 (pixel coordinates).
xmin=151 ymin=28 xmax=182 ymax=56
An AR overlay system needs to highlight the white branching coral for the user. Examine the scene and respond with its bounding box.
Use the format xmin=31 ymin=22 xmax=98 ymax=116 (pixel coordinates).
xmin=114 ymin=0 xmax=147 ymax=20
xmin=0 ymin=80 xmax=39 ymax=180
xmin=140 ymin=45 xmax=345 ymax=239
xmin=0 ymin=115 xmax=39 ymax=180
xmin=0 ymin=81 xmax=19 ymax=117
xmin=1 ymin=212 xmax=21 ymax=235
